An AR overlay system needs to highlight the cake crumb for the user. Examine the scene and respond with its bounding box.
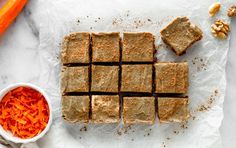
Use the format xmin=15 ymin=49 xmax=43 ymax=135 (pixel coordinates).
xmin=117 ymin=131 xmax=122 ymax=136
xmin=80 ymin=126 xmax=87 ymax=132
xmin=162 ymin=142 xmax=167 ymax=148
xmin=111 ymin=15 xmax=174 ymax=31
xmin=116 ymin=125 xmax=132 ymax=135
xmin=133 ymin=20 xmax=145 ymax=29
xmin=196 ymin=89 xmax=218 ymax=112
xmin=192 ymin=57 xmax=208 ymax=71
xmin=214 ymin=89 xmax=219 ymax=95
xmin=173 ymin=130 xmax=179 ymax=134
xmin=124 ymin=125 xmax=132 ymax=134
xmin=180 ymin=122 xmax=188 ymax=129
xmin=198 ymin=105 xmax=209 ymax=112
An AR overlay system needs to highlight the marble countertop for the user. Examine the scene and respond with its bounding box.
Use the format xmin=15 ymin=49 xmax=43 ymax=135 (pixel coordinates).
xmin=0 ymin=2 xmax=235 ymax=148
xmin=220 ymin=17 xmax=236 ymax=148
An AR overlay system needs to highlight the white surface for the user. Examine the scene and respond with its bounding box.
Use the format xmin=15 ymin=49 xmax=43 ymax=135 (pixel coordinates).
xmin=0 ymin=83 xmax=53 ymax=144
xmin=0 ymin=0 xmax=235 ymax=147
xmin=220 ymin=18 xmax=236 ymax=147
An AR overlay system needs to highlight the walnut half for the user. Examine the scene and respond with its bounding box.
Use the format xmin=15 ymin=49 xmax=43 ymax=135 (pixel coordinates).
xmin=211 ymin=19 xmax=230 ymax=39
xmin=228 ymin=5 xmax=236 ymax=17
xmin=209 ymin=2 xmax=221 ymax=17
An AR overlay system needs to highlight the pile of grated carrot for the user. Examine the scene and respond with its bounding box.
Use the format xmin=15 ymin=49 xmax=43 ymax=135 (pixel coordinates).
xmin=0 ymin=87 xmax=49 ymax=139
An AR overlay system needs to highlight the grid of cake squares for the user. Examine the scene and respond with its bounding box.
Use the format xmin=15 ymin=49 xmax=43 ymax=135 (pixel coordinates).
xmin=60 ymin=32 xmax=190 ymax=124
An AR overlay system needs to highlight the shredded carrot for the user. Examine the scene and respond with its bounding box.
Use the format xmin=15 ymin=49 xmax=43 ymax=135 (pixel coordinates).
xmin=0 ymin=87 xmax=49 ymax=139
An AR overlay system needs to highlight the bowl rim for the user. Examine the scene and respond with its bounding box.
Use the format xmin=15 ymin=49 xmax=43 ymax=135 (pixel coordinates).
xmin=0 ymin=83 xmax=53 ymax=143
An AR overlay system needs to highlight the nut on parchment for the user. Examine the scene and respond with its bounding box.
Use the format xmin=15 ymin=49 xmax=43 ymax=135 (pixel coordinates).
xmin=209 ymin=2 xmax=221 ymax=17
xmin=228 ymin=5 xmax=236 ymax=17
xmin=211 ymin=19 xmax=230 ymax=39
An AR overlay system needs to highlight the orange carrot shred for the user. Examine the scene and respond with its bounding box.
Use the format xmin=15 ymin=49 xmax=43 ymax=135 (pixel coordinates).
xmin=0 ymin=87 xmax=49 ymax=139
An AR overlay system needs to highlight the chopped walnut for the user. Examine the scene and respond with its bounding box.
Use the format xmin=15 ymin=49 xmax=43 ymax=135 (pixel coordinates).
xmin=209 ymin=2 xmax=221 ymax=17
xmin=228 ymin=5 xmax=236 ymax=17
xmin=211 ymin=19 xmax=230 ymax=39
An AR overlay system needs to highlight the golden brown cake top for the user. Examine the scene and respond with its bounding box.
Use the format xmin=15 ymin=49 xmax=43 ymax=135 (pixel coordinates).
xmin=121 ymin=64 xmax=153 ymax=93
xmin=60 ymin=66 xmax=89 ymax=94
xmin=61 ymin=32 xmax=90 ymax=64
xmin=158 ymin=97 xmax=190 ymax=123
xmin=91 ymin=65 xmax=119 ymax=92
xmin=91 ymin=95 xmax=120 ymax=123
xmin=122 ymin=32 xmax=154 ymax=62
xmin=92 ymin=32 xmax=120 ymax=62
xmin=155 ymin=62 xmax=188 ymax=94
xmin=123 ymin=97 xmax=155 ymax=124
xmin=160 ymin=17 xmax=203 ymax=55
xmin=62 ymin=96 xmax=90 ymax=123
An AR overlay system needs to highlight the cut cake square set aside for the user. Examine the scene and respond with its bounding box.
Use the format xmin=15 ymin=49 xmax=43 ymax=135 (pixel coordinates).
xmin=60 ymin=20 xmax=202 ymax=124
xmin=160 ymin=17 xmax=203 ymax=56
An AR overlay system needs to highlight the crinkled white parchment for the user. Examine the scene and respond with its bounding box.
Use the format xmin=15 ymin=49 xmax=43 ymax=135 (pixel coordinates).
xmin=36 ymin=0 xmax=233 ymax=147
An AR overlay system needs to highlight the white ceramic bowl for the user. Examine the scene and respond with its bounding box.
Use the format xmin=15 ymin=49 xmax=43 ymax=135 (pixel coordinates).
xmin=0 ymin=83 xmax=53 ymax=143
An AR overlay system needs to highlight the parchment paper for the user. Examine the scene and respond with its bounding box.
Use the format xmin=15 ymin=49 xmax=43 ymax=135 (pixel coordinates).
xmin=35 ymin=0 xmax=233 ymax=147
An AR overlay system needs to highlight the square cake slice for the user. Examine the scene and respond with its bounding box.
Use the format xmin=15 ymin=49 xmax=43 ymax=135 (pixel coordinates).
xmin=155 ymin=62 xmax=188 ymax=94
xmin=91 ymin=65 xmax=119 ymax=92
xmin=61 ymin=32 xmax=90 ymax=64
xmin=62 ymin=96 xmax=90 ymax=123
xmin=122 ymin=32 xmax=154 ymax=62
xmin=160 ymin=17 xmax=203 ymax=56
xmin=121 ymin=65 xmax=152 ymax=93
xmin=60 ymin=66 xmax=89 ymax=94
xmin=123 ymin=97 xmax=155 ymax=124
xmin=91 ymin=95 xmax=120 ymax=123
xmin=158 ymin=97 xmax=190 ymax=123
xmin=92 ymin=32 xmax=120 ymax=62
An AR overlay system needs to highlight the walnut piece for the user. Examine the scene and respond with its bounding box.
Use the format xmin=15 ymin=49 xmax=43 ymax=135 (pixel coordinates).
xmin=211 ymin=19 xmax=230 ymax=39
xmin=209 ymin=2 xmax=221 ymax=17
xmin=228 ymin=5 xmax=236 ymax=17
